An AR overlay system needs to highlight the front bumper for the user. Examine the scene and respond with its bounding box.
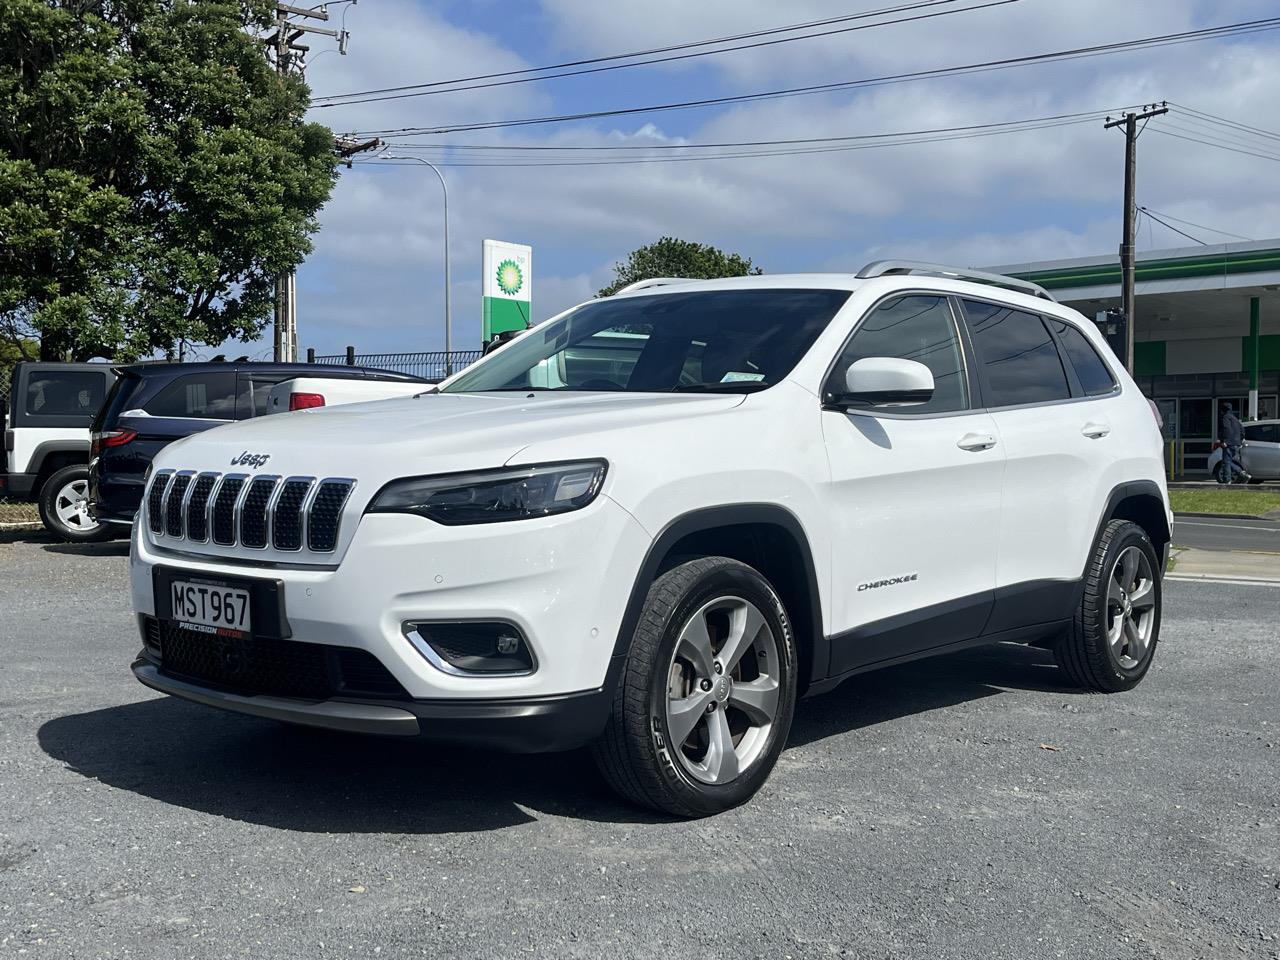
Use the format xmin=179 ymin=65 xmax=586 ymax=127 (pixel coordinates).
xmin=131 ymin=494 xmax=651 ymax=706
xmin=132 ymin=655 xmax=619 ymax=750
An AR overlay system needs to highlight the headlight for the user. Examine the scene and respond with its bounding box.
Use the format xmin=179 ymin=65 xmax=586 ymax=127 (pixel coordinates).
xmin=368 ymin=460 xmax=607 ymax=525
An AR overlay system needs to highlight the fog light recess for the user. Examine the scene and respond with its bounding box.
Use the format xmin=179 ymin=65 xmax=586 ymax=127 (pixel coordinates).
xmin=404 ymin=621 xmax=536 ymax=676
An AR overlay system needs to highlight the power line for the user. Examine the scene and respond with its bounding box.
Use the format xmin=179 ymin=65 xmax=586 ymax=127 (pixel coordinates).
xmin=1168 ymin=102 xmax=1280 ymax=143
xmin=385 ymin=108 xmax=1123 ymax=155
xmin=312 ymin=0 xmax=1018 ymax=108
xmin=1136 ymin=206 xmax=1254 ymax=242
xmin=347 ymin=17 xmax=1280 ymax=138
xmin=311 ymin=0 xmax=977 ymax=104
xmin=1138 ymin=207 xmax=1206 ymax=245
xmin=1148 ymin=128 xmax=1280 ymax=164
xmin=356 ymin=112 xmax=1111 ymax=169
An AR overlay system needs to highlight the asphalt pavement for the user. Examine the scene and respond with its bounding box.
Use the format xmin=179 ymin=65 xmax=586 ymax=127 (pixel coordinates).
xmin=1 ymin=531 xmax=1278 ymax=959
xmin=1173 ymin=514 xmax=1280 ymax=553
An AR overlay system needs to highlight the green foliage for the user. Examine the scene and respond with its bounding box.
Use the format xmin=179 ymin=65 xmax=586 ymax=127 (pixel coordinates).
xmin=0 ymin=0 xmax=337 ymax=360
xmin=597 ymin=237 xmax=764 ymax=297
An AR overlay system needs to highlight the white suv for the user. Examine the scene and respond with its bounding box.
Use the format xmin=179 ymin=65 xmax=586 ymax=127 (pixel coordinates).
xmin=128 ymin=263 xmax=1171 ymax=817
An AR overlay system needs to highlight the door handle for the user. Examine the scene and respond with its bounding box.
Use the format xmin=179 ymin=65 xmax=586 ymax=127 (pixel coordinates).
xmin=1081 ymin=422 xmax=1112 ymax=439
xmin=956 ymin=433 xmax=998 ymax=451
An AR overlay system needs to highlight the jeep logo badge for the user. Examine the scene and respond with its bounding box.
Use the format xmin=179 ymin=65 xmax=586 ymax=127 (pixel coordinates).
xmin=230 ymin=451 xmax=271 ymax=469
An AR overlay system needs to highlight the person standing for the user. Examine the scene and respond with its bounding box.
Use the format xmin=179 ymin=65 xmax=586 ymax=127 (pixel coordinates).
xmin=1218 ymin=402 xmax=1249 ymax=483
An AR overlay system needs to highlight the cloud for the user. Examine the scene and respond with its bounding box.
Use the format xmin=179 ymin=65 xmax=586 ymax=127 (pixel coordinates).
xmin=292 ymin=0 xmax=1280 ymax=355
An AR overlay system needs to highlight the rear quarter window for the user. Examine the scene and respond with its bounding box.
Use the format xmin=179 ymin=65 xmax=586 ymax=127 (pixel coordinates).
xmin=1048 ymin=318 xmax=1118 ymax=396
xmin=143 ymin=372 xmax=238 ymax=419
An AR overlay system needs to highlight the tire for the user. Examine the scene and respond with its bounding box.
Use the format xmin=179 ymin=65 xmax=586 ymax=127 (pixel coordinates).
xmin=591 ymin=557 xmax=798 ymax=818
xmin=38 ymin=465 xmax=111 ymax=543
xmin=1054 ymin=520 xmax=1161 ymax=692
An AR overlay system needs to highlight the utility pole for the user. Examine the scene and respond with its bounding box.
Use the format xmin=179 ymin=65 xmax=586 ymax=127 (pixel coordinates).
xmin=264 ymin=3 xmax=352 ymax=361
xmin=1104 ymin=102 xmax=1167 ymax=374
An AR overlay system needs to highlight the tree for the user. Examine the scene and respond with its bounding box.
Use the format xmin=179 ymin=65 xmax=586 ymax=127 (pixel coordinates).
xmin=597 ymin=237 xmax=763 ymax=297
xmin=0 ymin=0 xmax=337 ymax=361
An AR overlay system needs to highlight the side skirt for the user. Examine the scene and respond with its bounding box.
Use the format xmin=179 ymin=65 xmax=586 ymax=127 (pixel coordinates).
xmin=811 ymin=578 xmax=1078 ymax=697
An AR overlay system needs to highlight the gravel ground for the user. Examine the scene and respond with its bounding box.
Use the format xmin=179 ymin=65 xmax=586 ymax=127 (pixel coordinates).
xmin=1 ymin=530 xmax=1277 ymax=960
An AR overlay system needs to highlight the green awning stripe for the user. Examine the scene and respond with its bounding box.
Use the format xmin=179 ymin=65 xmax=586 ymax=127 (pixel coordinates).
xmin=1005 ymin=249 xmax=1280 ymax=290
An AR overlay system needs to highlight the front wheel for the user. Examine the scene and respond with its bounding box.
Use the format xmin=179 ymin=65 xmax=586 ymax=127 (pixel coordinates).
xmin=592 ymin=557 xmax=798 ymax=817
xmin=39 ymin=465 xmax=111 ymax=543
xmin=1054 ymin=520 xmax=1161 ymax=692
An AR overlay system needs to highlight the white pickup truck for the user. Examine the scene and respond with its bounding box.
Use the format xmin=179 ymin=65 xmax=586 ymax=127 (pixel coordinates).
xmin=266 ymin=377 xmax=432 ymax=414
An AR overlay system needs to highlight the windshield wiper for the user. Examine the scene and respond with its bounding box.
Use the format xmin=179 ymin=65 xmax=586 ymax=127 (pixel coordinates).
xmin=671 ymin=382 xmax=771 ymax=393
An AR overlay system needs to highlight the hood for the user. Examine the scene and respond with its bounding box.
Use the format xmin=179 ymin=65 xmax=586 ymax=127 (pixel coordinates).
xmin=156 ymin=390 xmax=744 ymax=485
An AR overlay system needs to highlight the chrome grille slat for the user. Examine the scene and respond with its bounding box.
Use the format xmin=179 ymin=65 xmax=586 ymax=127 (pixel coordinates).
xmin=308 ymin=479 xmax=355 ymax=552
xmin=212 ymin=475 xmax=248 ymax=545
xmin=147 ymin=471 xmax=174 ymax=534
xmin=272 ymin=478 xmax=314 ymax=552
xmin=165 ymin=472 xmax=194 ymax=538
xmin=240 ymin=476 xmax=279 ymax=549
xmin=149 ymin=470 xmax=352 ymax=555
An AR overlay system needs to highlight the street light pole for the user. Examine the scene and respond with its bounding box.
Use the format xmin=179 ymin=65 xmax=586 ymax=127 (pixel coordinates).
xmin=392 ymin=157 xmax=452 ymax=372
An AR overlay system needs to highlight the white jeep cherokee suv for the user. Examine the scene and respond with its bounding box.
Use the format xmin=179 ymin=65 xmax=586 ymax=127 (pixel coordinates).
xmin=129 ymin=262 xmax=1171 ymax=817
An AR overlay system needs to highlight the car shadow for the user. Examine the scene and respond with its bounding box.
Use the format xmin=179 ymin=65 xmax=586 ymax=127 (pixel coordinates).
xmin=37 ymin=644 xmax=1075 ymax=833
xmin=40 ymin=539 xmax=130 ymax=558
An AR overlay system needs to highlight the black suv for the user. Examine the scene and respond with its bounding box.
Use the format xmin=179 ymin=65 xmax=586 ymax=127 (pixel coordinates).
xmin=89 ymin=362 xmax=424 ymax=528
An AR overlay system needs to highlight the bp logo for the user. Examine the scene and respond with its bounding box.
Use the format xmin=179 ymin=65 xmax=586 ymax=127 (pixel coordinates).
xmin=496 ymin=259 xmax=524 ymax=296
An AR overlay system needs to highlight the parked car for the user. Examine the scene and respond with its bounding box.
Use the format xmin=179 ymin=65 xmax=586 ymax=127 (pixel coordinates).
xmin=265 ymin=376 xmax=431 ymax=414
xmin=1207 ymin=419 xmax=1280 ymax=482
xmin=90 ymin=362 xmax=425 ymax=529
xmin=127 ymin=264 xmax=1171 ymax=817
xmin=2 ymin=362 xmax=117 ymax=541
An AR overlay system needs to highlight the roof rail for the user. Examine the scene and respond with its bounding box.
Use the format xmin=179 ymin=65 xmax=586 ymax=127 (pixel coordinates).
xmin=855 ymin=260 xmax=1054 ymax=301
xmin=610 ymin=277 xmax=694 ymax=295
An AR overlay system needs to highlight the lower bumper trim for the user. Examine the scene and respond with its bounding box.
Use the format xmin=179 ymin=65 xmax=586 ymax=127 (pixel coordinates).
xmin=131 ymin=660 xmax=420 ymax=736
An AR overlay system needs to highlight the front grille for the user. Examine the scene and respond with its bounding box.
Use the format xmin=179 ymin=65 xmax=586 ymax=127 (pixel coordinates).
xmin=165 ymin=473 xmax=192 ymax=537
xmin=212 ymin=476 xmax=246 ymax=545
xmin=309 ymin=480 xmax=355 ymax=552
xmin=240 ymin=476 xmax=278 ymax=548
xmin=146 ymin=471 xmax=174 ymax=533
xmin=186 ymin=474 xmax=218 ymax=542
xmin=149 ymin=617 xmax=407 ymax=700
xmin=147 ymin=470 xmax=352 ymax=556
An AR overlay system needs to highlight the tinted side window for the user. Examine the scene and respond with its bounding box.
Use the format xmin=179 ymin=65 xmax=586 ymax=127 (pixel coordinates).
xmin=828 ymin=295 xmax=969 ymax=414
xmin=24 ymin=372 xmax=106 ymax=417
xmin=963 ymin=300 xmax=1070 ymax=406
xmin=143 ymin=372 xmax=238 ymax=419
xmin=1244 ymin=424 xmax=1278 ymax=443
xmin=1048 ymin=318 xmax=1117 ymax=396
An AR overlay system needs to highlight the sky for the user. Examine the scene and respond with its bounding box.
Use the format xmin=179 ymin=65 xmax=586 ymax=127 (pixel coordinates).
xmin=276 ymin=0 xmax=1280 ymax=358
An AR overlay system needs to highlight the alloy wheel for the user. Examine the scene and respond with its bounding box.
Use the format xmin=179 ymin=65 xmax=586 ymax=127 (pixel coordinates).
xmin=54 ymin=479 xmax=99 ymax=534
xmin=664 ymin=595 xmax=781 ymax=785
xmin=1106 ymin=545 xmax=1157 ymax=670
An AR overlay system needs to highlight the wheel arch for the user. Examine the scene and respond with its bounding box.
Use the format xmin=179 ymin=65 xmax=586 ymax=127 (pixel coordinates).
xmin=611 ymin=504 xmax=826 ymax=695
xmin=1094 ymin=480 xmax=1171 ymax=568
xmin=31 ymin=441 xmax=90 ymax=495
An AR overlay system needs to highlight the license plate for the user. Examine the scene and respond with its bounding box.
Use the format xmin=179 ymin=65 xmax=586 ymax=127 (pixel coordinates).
xmin=169 ymin=580 xmax=252 ymax=633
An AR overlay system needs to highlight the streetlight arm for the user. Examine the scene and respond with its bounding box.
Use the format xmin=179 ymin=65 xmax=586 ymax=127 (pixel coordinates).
xmin=383 ymin=156 xmax=452 ymax=368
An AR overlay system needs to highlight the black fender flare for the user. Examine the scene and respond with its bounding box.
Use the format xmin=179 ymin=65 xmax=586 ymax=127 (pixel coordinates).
xmin=608 ymin=503 xmax=827 ymax=688
xmin=28 ymin=440 xmax=90 ymax=484
xmin=1085 ymin=479 xmax=1171 ymax=576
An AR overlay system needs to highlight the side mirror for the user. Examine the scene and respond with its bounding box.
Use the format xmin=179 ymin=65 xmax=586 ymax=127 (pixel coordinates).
xmin=830 ymin=357 xmax=935 ymax=408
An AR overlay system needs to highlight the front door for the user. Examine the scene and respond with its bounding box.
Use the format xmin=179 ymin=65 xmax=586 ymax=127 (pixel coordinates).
xmin=820 ymin=293 xmax=1005 ymax=675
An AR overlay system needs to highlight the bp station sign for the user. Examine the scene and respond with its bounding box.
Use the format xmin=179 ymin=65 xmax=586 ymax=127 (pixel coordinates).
xmin=482 ymin=239 xmax=532 ymax=343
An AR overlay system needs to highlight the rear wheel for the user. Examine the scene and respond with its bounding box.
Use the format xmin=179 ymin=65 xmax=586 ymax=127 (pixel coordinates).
xmin=39 ymin=465 xmax=110 ymax=543
xmin=1055 ymin=520 xmax=1161 ymax=692
xmin=592 ymin=557 xmax=797 ymax=817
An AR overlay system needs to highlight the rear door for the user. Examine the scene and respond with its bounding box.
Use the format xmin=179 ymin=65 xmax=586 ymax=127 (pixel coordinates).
xmin=1243 ymin=423 xmax=1280 ymax=476
xmin=961 ymin=299 xmax=1121 ymax=632
xmin=820 ymin=292 xmax=1005 ymax=674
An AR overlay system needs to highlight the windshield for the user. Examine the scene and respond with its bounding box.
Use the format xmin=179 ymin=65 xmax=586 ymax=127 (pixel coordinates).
xmin=443 ymin=288 xmax=851 ymax=394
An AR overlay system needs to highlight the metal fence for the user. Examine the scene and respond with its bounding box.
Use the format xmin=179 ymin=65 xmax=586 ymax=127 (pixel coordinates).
xmin=309 ymin=349 xmax=483 ymax=381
